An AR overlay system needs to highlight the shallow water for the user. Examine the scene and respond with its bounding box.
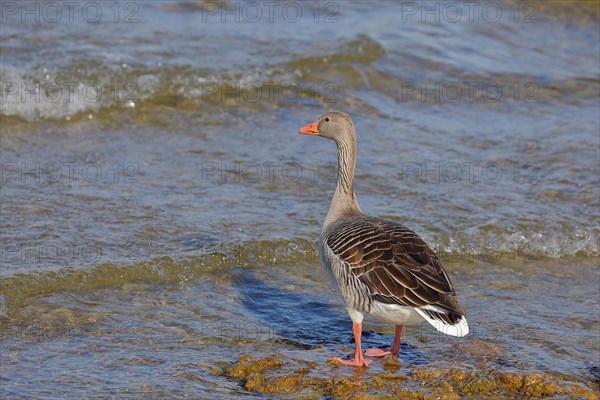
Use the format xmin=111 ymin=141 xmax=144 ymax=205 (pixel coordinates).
xmin=1 ymin=1 xmax=599 ymax=398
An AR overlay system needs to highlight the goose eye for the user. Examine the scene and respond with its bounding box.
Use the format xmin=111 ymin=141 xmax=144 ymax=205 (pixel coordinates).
xmin=324 ymin=117 xmax=330 ymax=122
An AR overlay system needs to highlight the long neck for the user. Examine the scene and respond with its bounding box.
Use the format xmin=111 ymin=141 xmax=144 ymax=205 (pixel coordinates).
xmin=323 ymin=134 xmax=362 ymax=230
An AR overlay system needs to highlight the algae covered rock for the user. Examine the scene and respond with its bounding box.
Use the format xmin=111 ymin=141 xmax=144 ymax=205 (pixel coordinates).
xmin=221 ymin=351 xmax=599 ymax=399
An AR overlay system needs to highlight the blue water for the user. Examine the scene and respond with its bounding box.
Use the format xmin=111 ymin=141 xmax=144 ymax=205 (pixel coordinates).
xmin=1 ymin=1 xmax=599 ymax=398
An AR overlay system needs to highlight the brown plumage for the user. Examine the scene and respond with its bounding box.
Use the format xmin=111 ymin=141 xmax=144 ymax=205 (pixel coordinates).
xmin=323 ymin=215 xmax=465 ymax=323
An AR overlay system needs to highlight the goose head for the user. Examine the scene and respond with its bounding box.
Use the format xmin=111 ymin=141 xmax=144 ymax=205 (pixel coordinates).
xmin=298 ymin=111 xmax=356 ymax=143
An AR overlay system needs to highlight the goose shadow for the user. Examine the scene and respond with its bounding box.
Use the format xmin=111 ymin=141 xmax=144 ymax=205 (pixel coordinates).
xmin=231 ymin=268 xmax=427 ymax=364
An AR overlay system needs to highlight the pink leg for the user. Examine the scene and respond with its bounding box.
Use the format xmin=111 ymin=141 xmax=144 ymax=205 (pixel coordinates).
xmin=329 ymin=322 xmax=372 ymax=367
xmin=390 ymin=325 xmax=402 ymax=356
xmin=364 ymin=324 xmax=403 ymax=357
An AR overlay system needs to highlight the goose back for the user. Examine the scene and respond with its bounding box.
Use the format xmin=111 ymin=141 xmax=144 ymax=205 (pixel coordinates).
xmin=319 ymin=215 xmax=466 ymax=323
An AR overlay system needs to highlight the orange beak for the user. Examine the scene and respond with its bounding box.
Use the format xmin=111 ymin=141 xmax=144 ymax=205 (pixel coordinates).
xmin=299 ymin=120 xmax=320 ymax=136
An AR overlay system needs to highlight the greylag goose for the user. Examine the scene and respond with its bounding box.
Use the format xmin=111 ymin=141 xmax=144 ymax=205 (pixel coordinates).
xmin=298 ymin=112 xmax=468 ymax=367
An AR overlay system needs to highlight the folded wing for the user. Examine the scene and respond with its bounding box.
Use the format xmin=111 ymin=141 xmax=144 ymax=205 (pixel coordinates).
xmin=324 ymin=216 xmax=467 ymax=335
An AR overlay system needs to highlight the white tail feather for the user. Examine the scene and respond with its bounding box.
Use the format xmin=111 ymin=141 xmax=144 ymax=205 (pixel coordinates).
xmin=415 ymin=308 xmax=469 ymax=337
